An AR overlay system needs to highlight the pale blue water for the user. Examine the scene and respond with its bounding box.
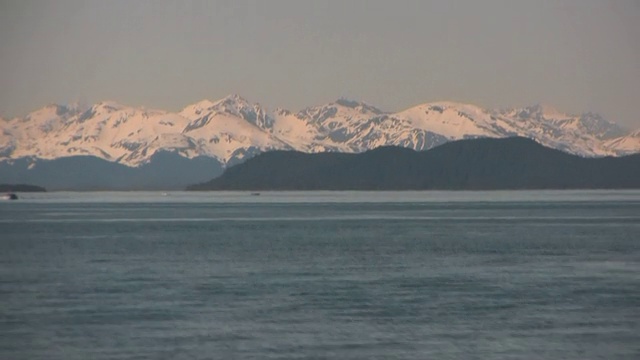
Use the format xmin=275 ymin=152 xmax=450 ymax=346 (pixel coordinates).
xmin=1 ymin=191 xmax=639 ymax=359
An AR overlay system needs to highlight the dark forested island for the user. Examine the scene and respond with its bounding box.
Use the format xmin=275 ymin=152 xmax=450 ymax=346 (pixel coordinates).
xmin=187 ymin=137 xmax=640 ymax=190
xmin=0 ymin=151 xmax=223 ymax=191
xmin=0 ymin=184 xmax=47 ymax=192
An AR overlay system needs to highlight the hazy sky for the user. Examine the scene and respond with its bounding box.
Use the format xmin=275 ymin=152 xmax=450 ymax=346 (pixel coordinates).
xmin=1 ymin=0 xmax=639 ymax=128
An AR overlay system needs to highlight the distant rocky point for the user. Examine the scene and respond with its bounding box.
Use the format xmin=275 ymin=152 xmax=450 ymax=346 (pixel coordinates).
xmin=0 ymin=184 xmax=46 ymax=192
xmin=187 ymin=137 xmax=640 ymax=191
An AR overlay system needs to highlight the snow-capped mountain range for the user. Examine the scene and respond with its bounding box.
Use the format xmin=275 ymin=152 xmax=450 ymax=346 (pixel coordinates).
xmin=1 ymin=94 xmax=639 ymax=167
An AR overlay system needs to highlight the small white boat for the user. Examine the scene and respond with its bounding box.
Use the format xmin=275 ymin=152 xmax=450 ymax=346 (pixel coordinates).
xmin=1 ymin=193 xmax=18 ymax=200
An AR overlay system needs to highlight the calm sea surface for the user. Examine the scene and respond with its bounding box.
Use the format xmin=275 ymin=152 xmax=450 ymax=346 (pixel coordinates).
xmin=1 ymin=191 xmax=639 ymax=359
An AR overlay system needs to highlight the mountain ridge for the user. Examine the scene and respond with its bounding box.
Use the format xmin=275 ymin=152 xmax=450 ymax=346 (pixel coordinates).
xmin=2 ymin=95 xmax=639 ymax=169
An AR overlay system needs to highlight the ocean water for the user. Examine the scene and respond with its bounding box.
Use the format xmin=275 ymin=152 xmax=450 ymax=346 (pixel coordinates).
xmin=1 ymin=190 xmax=639 ymax=359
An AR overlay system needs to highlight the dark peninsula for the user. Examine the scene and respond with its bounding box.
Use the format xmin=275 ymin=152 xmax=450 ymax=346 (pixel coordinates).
xmin=0 ymin=184 xmax=47 ymax=192
xmin=187 ymin=137 xmax=640 ymax=190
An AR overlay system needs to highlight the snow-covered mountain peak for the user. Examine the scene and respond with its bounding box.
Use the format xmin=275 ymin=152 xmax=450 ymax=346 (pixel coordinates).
xmin=45 ymin=103 xmax=72 ymax=114
xmin=71 ymin=101 xmax=139 ymax=126
xmin=180 ymin=96 xmax=253 ymax=122
xmin=93 ymin=100 xmax=126 ymax=112
xmin=212 ymin=94 xmax=253 ymax=112
xmin=575 ymin=112 xmax=626 ymax=139
xmin=500 ymin=103 xmax=570 ymax=123
xmin=179 ymin=99 xmax=216 ymax=117
xmin=403 ymin=101 xmax=492 ymax=118
xmin=181 ymin=95 xmax=275 ymax=130
xmin=393 ymin=101 xmax=493 ymax=138
xmin=527 ymin=104 xmax=569 ymax=120
xmin=603 ymin=127 xmax=640 ymax=155
xmin=296 ymin=98 xmax=384 ymax=130
xmin=181 ymin=96 xmax=265 ymax=124
xmin=221 ymin=93 xmax=249 ymax=103
xmin=333 ymin=98 xmax=384 ymax=115
xmin=190 ymin=99 xmax=216 ymax=109
xmin=24 ymin=104 xmax=70 ymax=122
xmin=499 ymin=104 xmax=626 ymax=141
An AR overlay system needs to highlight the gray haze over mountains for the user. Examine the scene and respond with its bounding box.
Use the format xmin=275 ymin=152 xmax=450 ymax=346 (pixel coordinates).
xmin=1 ymin=1 xmax=639 ymax=128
